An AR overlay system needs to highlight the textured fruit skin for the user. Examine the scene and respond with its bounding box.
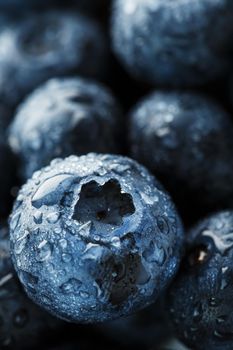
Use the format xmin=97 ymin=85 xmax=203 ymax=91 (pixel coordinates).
xmin=9 ymin=77 xmax=122 ymax=180
xmin=112 ymin=0 xmax=233 ymax=87
xmin=0 ymin=226 xmax=61 ymax=349
xmin=129 ymin=91 xmax=233 ymax=218
xmin=167 ymin=211 xmax=233 ymax=350
xmin=10 ymin=153 xmax=183 ymax=323
xmin=0 ymin=11 xmax=107 ymax=108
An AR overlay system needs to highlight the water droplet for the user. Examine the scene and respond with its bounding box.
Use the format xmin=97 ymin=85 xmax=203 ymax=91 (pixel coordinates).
xmin=216 ymin=316 xmax=226 ymax=324
xmin=37 ymin=240 xmax=52 ymax=262
xmin=209 ymin=297 xmax=217 ymax=307
xmin=19 ymin=271 xmax=38 ymax=294
xmin=157 ymin=216 xmax=169 ymax=234
xmin=15 ymin=239 xmax=27 ymax=255
xmin=82 ymin=243 xmax=104 ymax=261
xmin=93 ymin=281 xmax=103 ymax=298
xmin=13 ymin=309 xmax=28 ymax=328
xmin=190 ymin=327 xmax=198 ymax=332
xmin=136 ymin=263 xmax=151 ymax=285
xmin=54 ymin=227 xmax=62 ymax=234
xmin=153 ymin=245 xmax=166 ymax=266
xmin=79 ymin=291 xmax=89 ymax=298
xmin=60 ymin=278 xmax=82 ymax=294
xmin=59 ymin=239 xmax=67 ymax=249
xmin=17 ymin=194 xmax=24 ymax=202
xmin=142 ymin=241 xmax=155 ymax=263
xmin=111 ymin=236 xmax=121 ymax=248
xmin=11 ymin=212 xmax=21 ymax=230
xmin=33 ymin=211 xmax=43 ymax=224
xmin=214 ymin=330 xmax=224 ymax=338
xmin=220 ymin=277 xmax=228 ymax=290
xmin=141 ymin=192 xmax=158 ymax=205
xmin=98 ymin=167 xmax=107 ymax=176
xmin=41 ymin=295 xmax=52 ymax=305
xmin=222 ymin=266 xmax=228 ymax=274
xmin=32 ymin=174 xmax=73 ymax=208
xmin=109 ymin=163 xmax=130 ymax=174
xmin=46 ymin=212 xmax=60 ymax=224
xmin=76 ymin=221 xmax=92 ymax=238
xmin=62 ymin=253 xmax=72 ymax=263
xmin=14 ymin=231 xmax=29 ymax=255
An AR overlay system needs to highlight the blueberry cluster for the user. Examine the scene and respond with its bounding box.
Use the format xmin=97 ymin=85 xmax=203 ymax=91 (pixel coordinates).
xmin=0 ymin=1 xmax=232 ymax=349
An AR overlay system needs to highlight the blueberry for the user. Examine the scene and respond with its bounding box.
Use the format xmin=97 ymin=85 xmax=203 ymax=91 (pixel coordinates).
xmin=10 ymin=153 xmax=183 ymax=323
xmin=112 ymin=0 xmax=233 ymax=87
xmin=0 ymin=225 xmax=62 ymax=349
xmin=8 ymin=77 xmax=123 ymax=180
xmin=129 ymin=91 xmax=233 ymax=219
xmin=167 ymin=211 xmax=233 ymax=350
xmin=0 ymin=11 xmax=107 ymax=109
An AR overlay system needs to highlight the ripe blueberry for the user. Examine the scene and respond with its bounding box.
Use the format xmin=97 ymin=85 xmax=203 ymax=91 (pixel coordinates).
xmin=129 ymin=91 xmax=233 ymax=219
xmin=9 ymin=77 xmax=123 ymax=180
xmin=112 ymin=0 xmax=233 ymax=86
xmin=10 ymin=153 xmax=183 ymax=323
xmin=167 ymin=211 xmax=233 ymax=350
xmin=0 ymin=11 xmax=107 ymax=108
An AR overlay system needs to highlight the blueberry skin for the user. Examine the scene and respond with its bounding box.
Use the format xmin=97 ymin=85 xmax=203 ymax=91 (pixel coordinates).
xmin=129 ymin=91 xmax=233 ymax=217
xmin=167 ymin=211 xmax=233 ymax=350
xmin=112 ymin=0 xmax=233 ymax=87
xmin=9 ymin=77 xmax=123 ymax=180
xmin=0 ymin=226 xmax=62 ymax=349
xmin=0 ymin=11 xmax=107 ymax=108
xmin=10 ymin=153 xmax=183 ymax=323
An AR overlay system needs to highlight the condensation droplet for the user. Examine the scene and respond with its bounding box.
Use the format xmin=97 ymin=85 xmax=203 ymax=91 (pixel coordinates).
xmin=79 ymin=291 xmax=89 ymax=298
xmin=111 ymin=236 xmax=121 ymax=248
xmin=60 ymin=278 xmax=82 ymax=294
xmin=37 ymin=240 xmax=52 ymax=262
xmin=46 ymin=212 xmax=60 ymax=224
xmin=76 ymin=221 xmax=92 ymax=238
xmin=33 ymin=211 xmax=43 ymax=224
xmin=32 ymin=174 xmax=73 ymax=208
xmin=11 ymin=212 xmax=21 ymax=231
xmin=59 ymin=239 xmax=67 ymax=250
xmin=62 ymin=253 xmax=72 ymax=263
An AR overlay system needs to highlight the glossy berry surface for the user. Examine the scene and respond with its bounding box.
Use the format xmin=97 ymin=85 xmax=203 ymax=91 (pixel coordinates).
xmin=129 ymin=91 xmax=233 ymax=218
xmin=0 ymin=225 xmax=62 ymax=349
xmin=167 ymin=211 xmax=233 ymax=350
xmin=112 ymin=0 xmax=233 ymax=87
xmin=10 ymin=153 xmax=183 ymax=323
xmin=0 ymin=11 xmax=107 ymax=108
xmin=9 ymin=77 xmax=122 ymax=180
